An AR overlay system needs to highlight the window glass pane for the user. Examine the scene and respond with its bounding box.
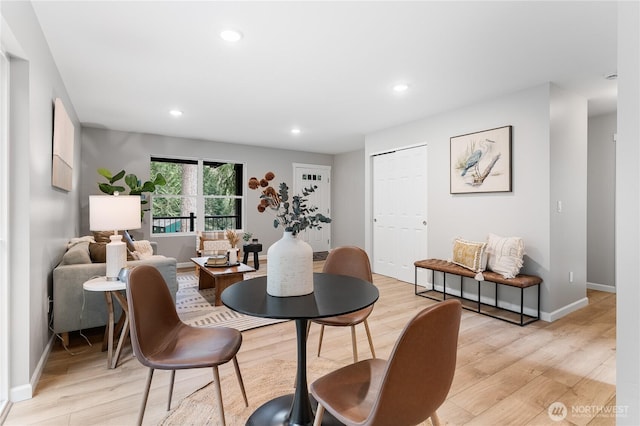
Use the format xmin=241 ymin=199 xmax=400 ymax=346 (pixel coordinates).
xmin=204 ymin=197 xmax=240 ymax=230
xmin=203 ymin=162 xmax=242 ymax=196
xmin=151 ymin=158 xmax=198 ymax=196
xmin=152 ymin=196 xmax=196 ymax=233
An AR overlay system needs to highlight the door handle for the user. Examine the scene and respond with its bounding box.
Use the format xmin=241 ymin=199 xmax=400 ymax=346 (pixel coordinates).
xmin=423 ymin=221 xmax=427 ymax=226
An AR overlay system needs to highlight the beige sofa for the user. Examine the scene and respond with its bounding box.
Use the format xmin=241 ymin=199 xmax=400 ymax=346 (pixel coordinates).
xmin=52 ymin=239 xmax=177 ymax=344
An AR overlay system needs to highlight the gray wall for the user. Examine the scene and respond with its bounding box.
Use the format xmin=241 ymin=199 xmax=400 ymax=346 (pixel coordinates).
xmin=2 ymin=2 xmax=82 ymax=400
xmin=548 ymin=84 xmax=588 ymax=313
xmin=80 ymin=127 xmax=333 ymax=263
xmin=587 ymin=112 xmax=616 ymax=290
xmin=363 ymin=83 xmax=588 ymax=320
xmin=332 ymin=149 xmax=366 ymax=248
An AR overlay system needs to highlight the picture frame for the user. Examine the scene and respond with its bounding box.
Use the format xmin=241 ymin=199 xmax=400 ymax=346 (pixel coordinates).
xmin=52 ymin=98 xmax=75 ymax=191
xmin=450 ymin=125 xmax=512 ymax=194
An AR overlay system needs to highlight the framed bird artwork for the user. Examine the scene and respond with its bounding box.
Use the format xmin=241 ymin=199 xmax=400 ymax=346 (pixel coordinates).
xmin=450 ymin=125 xmax=512 ymax=194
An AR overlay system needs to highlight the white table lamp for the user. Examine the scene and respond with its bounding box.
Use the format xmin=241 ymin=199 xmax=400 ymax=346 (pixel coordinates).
xmin=90 ymin=195 xmax=141 ymax=280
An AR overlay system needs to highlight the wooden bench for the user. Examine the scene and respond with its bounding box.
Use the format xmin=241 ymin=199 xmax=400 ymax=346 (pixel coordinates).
xmin=414 ymin=259 xmax=542 ymax=326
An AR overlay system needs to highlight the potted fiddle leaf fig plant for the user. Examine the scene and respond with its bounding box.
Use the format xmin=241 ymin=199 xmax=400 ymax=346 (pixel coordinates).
xmin=97 ymin=168 xmax=166 ymax=217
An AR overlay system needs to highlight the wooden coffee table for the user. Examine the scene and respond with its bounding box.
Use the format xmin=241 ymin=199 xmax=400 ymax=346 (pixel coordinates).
xmin=190 ymin=257 xmax=255 ymax=306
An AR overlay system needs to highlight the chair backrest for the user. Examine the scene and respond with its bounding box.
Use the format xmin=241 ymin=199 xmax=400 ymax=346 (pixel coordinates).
xmin=322 ymin=246 xmax=373 ymax=283
xmin=126 ymin=265 xmax=182 ymax=367
xmin=368 ymin=299 xmax=462 ymax=425
xmin=197 ymin=231 xmax=230 ymax=253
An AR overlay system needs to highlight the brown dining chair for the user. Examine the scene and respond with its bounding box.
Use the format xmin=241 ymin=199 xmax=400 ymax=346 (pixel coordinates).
xmin=126 ymin=265 xmax=248 ymax=426
xmin=310 ymin=299 xmax=462 ymax=426
xmin=310 ymin=246 xmax=376 ymax=363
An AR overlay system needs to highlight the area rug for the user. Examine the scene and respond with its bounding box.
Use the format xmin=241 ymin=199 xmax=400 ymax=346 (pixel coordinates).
xmin=175 ymin=270 xmax=286 ymax=331
xmin=161 ymin=358 xmax=343 ymax=425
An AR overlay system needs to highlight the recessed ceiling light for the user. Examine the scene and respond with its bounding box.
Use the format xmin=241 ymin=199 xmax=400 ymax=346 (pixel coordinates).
xmin=604 ymin=73 xmax=618 ymax=80
xmin=291 ymin=128 xmax=301 ymax=135
xmin=220 ymin=29 xmax=243 ymax=42
xmin=393 ymin=83 xmax=409 ymax=93
xmin=169 ymin=109 xmax=183 ymax=117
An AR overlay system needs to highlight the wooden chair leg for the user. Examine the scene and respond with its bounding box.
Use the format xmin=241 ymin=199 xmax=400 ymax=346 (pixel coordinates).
xmin=232 ymin=356 xmax=248 ymax=406
xmin=363 ymin=319 xmax=376 ymax=359
xmin=212 ymin=366 xmax=226 ymax=426
xmin=138 ymin=368 xmax=154 ymax=426
xmin=430 ymin=411 xmax=441 ymax=426
xmin=313 ymin=404 xmax=325 ymax=426
xmin=61 ymin=332 xmax=69 ymax=348
xmin=350 ymin=325 xmax=358 ymax=363
xmin=317 ymin=325 xmax=325 ymax=357
xmin=167 ymin=370 xmax=176 ymax=411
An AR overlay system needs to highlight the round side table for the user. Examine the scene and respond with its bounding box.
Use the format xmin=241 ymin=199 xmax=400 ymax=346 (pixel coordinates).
xmin=242 ymin=242 xmax=263 ymax=269
xmin=83 ymin=277 xmax=129 ymax=369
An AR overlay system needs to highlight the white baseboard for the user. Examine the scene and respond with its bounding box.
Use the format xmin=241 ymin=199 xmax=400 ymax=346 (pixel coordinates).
xmin=10 ymin=334 xmax=54 ymax=402
xmin=9 ymin=384 xmax=30 ymax=402
xmin=587 ymin=282 xmax=616 ymax=293
xmin=541 ymin=297 xmax=589 ymax=322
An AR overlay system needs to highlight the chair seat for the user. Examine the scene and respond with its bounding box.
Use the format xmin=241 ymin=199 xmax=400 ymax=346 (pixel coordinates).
xmin=144 ymin=324 xmax=242 ymax=370
xmin=312 ymin=305 xmax=373 ymax=327
xmin=311 ymin=358 xmax=387 ymax=424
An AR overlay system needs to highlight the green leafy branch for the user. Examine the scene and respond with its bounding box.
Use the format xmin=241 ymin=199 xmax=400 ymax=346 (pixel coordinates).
xmin=97 ymin=168 xmax=167 ymax=216
xmin=248 ymin=172 xmax=331 ymax=236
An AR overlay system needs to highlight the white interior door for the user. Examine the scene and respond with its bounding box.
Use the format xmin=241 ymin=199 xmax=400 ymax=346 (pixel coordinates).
xmin=373 ymin=146 xmax=428 ymax=283
xmin=373 ymin=153 xmax=397 ymax=277
xmin=293 ymin=164 xmax=331 ymax=252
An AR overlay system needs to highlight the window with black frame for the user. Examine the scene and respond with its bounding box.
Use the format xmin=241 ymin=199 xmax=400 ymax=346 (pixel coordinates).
xmin=150 ymin=157 xmax=243 ymax=234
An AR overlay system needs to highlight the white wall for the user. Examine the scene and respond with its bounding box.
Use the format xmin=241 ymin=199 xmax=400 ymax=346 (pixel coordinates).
xmin=364 ymin=83 xmax=588 ymax=319
xmin=1 ymin=2 xmax=81 ymax=401
xmin=80 ymin=127 xmax=333 ymax=263
xmin=587 ymin=112 xmax=616 ymax=290
xmin=332 ymin=149 xmax=365 ymax=248
xmin=616 ymin=1 xmax=640 ymax=423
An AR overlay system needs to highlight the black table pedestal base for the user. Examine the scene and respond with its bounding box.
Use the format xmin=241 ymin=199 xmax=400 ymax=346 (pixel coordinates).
xmin=246 ymin=394 xmax=344 ymax=426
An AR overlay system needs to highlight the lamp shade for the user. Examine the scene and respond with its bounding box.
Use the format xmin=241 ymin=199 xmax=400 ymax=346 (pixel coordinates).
xmin=89 ymin=195 xmax=141 ymax=231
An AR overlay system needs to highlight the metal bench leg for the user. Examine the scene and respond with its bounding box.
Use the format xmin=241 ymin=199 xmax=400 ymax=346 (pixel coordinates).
xmin=520 ymin=287 xmax=525 ymax=326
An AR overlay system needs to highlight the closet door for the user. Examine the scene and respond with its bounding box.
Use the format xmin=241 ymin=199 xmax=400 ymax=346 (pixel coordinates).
xmin=373 ymin=146 xmax=428 ymax=283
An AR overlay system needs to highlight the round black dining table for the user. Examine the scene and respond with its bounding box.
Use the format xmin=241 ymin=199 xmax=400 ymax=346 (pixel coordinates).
xmin=221 ymin=273 xmax=379 ymax=426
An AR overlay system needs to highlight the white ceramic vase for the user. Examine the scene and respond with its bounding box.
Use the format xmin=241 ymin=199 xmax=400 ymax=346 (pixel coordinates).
xmin=228 ymin=247 xmax=239 ymax=264
xmin=267 ymin=231 xmax=313 ymax=297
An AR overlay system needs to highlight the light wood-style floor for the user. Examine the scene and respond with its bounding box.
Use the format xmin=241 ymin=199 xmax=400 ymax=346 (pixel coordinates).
xmin=5 ymin=263 xmax=616 ymax=425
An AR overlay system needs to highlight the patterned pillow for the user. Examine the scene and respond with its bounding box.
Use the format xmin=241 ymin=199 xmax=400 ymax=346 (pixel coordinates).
xmin=485 ymin=233 xmax=525 ymax=278
xmin=451 ymin=237 xmax=487 ymax=279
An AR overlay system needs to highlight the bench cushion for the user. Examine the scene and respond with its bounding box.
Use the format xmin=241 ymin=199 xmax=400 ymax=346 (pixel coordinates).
xmin=414 ymin=259 xmax=541 ymax=288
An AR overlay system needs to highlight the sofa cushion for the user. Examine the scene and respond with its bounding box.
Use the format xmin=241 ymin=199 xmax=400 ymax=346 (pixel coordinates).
xmin=88 ymin=242 xmax=108 ymax=263
xmin=60 ymin=241 xmax=92 ymax=265
xmin=132 ymin=240 xmax=154 ymax=260
xmin=90 ymin=231 xmax=135 ymax=262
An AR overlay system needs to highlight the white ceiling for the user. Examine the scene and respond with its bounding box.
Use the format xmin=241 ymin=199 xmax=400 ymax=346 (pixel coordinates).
xmin=31 ymin=1 xmax=618 ymax=155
